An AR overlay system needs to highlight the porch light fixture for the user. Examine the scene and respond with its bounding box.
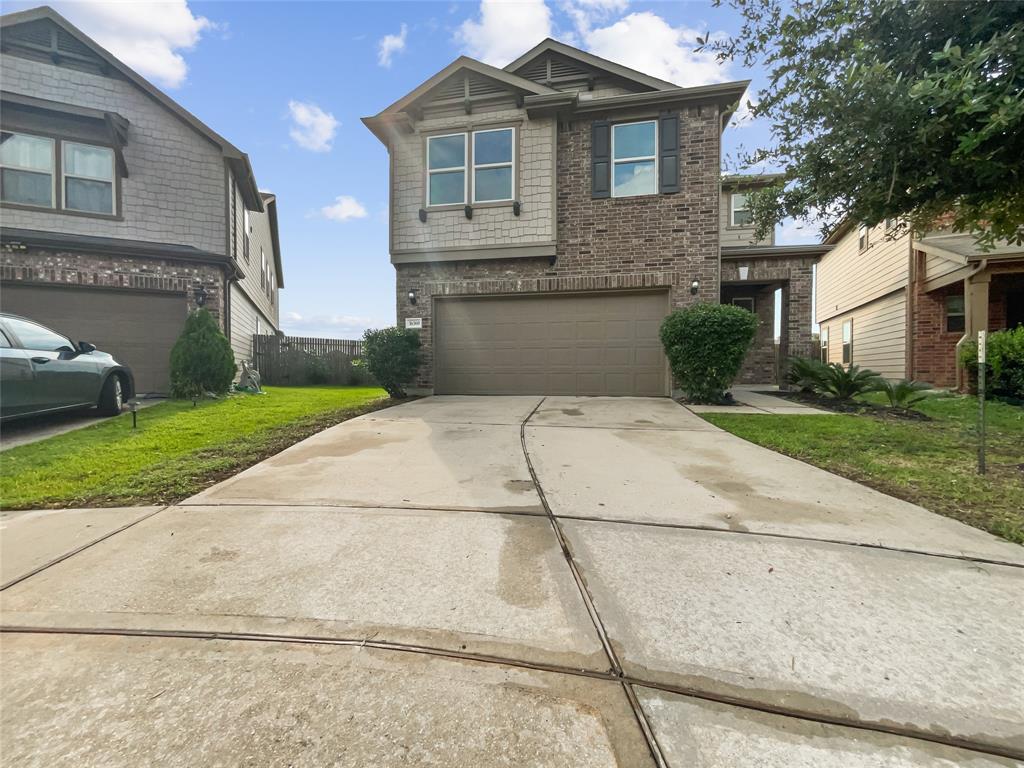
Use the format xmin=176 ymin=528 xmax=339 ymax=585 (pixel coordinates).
xmin=407 ymin=289 xmax=418 ymax=306
xmin=739 ymin=266 xmax=750 ymax=280
xmin=193 ymin=284 xmax=208 ymax=307
xmin=690 ymin=278 xmax=700 ymax=296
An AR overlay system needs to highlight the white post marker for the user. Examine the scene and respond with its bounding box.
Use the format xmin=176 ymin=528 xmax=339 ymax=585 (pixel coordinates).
xmin=977 ymin=329 xmax=987 ymax=475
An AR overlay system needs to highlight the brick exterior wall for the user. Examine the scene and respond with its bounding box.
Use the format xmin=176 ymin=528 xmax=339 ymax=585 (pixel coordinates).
xmin=395 ymin=105 xmax=722 ymax=390
xmin=1 ymin=246 xmax=227 ymax=325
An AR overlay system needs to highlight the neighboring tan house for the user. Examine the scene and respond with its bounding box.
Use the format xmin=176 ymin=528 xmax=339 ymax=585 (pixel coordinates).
xmin=816 ymin=219 xmax=1023 ymax=387
xmin=364 ymin=39 xmax=828 ymax=395
xmin=0 ymin=6 xmax=283 ymax=394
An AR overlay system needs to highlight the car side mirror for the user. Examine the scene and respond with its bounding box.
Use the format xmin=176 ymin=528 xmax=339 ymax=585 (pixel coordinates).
xmin=77 ymin=341 xmax=96 ymax=354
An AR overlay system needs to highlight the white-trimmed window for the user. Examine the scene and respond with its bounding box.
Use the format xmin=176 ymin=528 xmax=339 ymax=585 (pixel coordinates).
xmin=858 ymin=224 xmax=870 ymax=252
xmin=260 ymin=247 xmax=266 ymax=289
xmin=472 ymin=127 xmax=514 ymax=203
xmin=819 ymin=327 xmax=829 ymax=363
xmin=427 ymin=132 xmax=467 ymax=206
xmin=842 ymin=319 xmax=853 ymax=364
xmin=63 ymin=141 xmax=114 ymax=214
xmin=731 ymin=193 xmax=752 ymax=226
xmin=611 ymin=120 xmax=657 ymax=197
xmin=0 ymin=132 xmax=55 ymax=208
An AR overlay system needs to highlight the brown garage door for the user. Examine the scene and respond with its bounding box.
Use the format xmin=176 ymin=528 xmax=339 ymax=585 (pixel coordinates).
xmin=435 ymin=291 xmax=669 ymax=396
xmin=1 ymin=284 xmax=187 ymax=394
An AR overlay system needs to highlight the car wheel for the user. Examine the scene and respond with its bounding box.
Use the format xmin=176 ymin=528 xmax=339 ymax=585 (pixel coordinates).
xmin=97 ymin=375 xmax=124 ymax=416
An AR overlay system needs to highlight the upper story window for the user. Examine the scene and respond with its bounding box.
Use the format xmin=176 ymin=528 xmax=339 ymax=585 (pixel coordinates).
xmin=1 ymin=132 xmax=55 ymax=208
xmin=858 ymin=224 xmax=870 ymax=252
xmin=472 ymin=128 xmax=514 ymax=203
xmin=63 ymin=142 xmax=114 ymax=214
xmin=611 ymin=120 xmax=656 ymax=197
xmin=730 ymin=193 xmax=752 ymax=226
xmin=243 ymin=208 xmax=251 ymax=262
xmin=427 ymin=133 xmax=467 ymax=206
xmin=1 ymin=131 xmax=116 ymax=217
xmin=260 ymin=247 xmax=266 ymax=289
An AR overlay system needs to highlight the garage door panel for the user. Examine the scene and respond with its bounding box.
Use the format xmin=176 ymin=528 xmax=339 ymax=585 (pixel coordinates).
xmin=435 ymin=292 xmax=669 ymax=396
xmin=1 ymin=284 xmax=186 ymax=394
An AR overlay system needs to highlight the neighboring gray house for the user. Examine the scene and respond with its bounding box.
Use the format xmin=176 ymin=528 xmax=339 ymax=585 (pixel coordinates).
xmin=0 ymin=6 xmax=283 ymax=393
xmin=364 ymin=39 xmax=827 ymax=395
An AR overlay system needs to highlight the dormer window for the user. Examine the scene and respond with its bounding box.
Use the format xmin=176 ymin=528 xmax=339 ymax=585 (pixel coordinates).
xmin=611 ymin=120 xmax=656 ymax=197
xmin=730 ymin=193 xmax=752 ymax=226
xmin=427 ymin=133 xmax=467 ymax=206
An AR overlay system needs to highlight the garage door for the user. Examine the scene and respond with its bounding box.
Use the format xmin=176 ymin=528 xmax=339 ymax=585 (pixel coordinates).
xmin=435 ymin=291 xmax=669 ymax=396
xmin=1 ymin=284 xmax=187 ymax=395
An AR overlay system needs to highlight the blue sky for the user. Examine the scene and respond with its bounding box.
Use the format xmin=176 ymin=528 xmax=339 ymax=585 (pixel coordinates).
xmin=12 ymin=0 xmax=819 ymax=338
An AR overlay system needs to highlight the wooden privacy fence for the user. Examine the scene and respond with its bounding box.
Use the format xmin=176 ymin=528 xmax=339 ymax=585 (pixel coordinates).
xmin=252 ymin=334 xmax=366 ymax=386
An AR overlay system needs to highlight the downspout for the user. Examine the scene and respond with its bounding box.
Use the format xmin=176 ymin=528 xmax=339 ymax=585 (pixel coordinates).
xmin=955 ymin=258 xmax=988 ymax=391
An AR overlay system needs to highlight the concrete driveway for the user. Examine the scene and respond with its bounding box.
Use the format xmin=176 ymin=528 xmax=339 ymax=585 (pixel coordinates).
xmin=2 ymin=396 xmax=1021 ymax=766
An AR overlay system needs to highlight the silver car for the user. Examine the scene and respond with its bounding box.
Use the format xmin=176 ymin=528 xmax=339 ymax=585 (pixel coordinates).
xmin=0 ymin=313 xmax=135 ymax=422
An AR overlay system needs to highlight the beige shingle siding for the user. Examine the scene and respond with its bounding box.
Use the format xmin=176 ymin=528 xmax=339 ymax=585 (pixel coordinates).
xmin=719 ymin=190 xmax=772 ymax=246
xmin=821 ymin=289 xmax=907 ymax=379
xmin=817 ymin=222 xmax=910 ymax=323
xmin=1 ymin=52 xmax=226 ymax=255
xmin=228 ymin=174 xmax=279 ymax=329
xmin=390 ymin=104 xmax=555 ymax=254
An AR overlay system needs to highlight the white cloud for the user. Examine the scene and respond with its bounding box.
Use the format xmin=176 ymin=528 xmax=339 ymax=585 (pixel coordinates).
xmin=778 ymin=216 xmax=825 ymax=245
xmin=561 ymin=0 xmax=628 ymax=36
xmin=46 ymin=0 xmax=212 ymax=88
xmin=457 ymin=0 xmax=552 ymax=66
xmin=378 ymin=23 xmax=408 ymax=68
xmin=318 ymin=195 xmax=368 ymax=222
xmin=281 ymin=311 xmax=380 ymax=339
xmin=287 ymin=101 xmax=339 ymax=153
xmin=584 ymin=11 xmax=732 ymax=88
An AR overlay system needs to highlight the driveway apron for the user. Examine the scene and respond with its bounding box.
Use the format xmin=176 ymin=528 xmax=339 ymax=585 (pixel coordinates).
xmin=1 ymin=395 xmax=1021 ymax=766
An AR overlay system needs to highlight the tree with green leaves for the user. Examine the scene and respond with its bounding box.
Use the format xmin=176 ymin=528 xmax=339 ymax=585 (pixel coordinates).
xmin=703 ymin=0 xmax=1024 ymax=247
xmin=169 ymin=309 xmax=236 ymax=399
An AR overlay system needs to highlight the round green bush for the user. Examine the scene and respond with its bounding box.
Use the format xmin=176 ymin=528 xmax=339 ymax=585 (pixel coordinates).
xmin=169 ymin=309 xmax=236 ymax=399
xmin=362 ymin=326 xmax=421 ymax=398
xmin=660 ymin=303 xmax=759 ymax=403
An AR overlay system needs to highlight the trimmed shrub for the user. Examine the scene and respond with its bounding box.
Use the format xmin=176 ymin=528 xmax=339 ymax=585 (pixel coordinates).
xmin=169 ymin=309 xmax=236 ymax=399
xmin=659 ymin=303 xmax=759 ymax=403
xmin=362 ymin=326 xmax=421 ymax=398
xmin=958 ymin=326 xmax=1024 ymax=399
xmin=818 ymin=363 xmax=883 ymax=401
xmin=786 ymin=356 xmax=829 ymax=393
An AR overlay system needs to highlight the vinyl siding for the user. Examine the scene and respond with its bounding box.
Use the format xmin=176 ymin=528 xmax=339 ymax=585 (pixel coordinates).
xmin=817 ymin=222 xmax=910 ymax=323
xmin=923 ymin=251 xmax=965 ymax=283
xmin=820 ymin=289 xmax=907 ymax=379
xmin=229 ymin=283 xmax=274 ymax=366
xmin=228 ymin=174 xmax=279 ymax=330
xmin=719 ymin=190 xmax=772 ymax=246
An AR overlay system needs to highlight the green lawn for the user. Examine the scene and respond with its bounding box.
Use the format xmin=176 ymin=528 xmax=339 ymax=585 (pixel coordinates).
xmin=1 ymin=386 xmax=388 ymax=510
xmin=704 ymin=394 xmax=1024 ymax=544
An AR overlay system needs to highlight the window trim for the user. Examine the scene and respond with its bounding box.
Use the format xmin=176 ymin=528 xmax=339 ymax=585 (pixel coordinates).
xmin=945 ymin=294 xmax=966 ymax=333
xmin=0 ymin=129 xmax=120 ymax=219
xmin=842 ymin=319 xmax=853 ymax=364
xmin=858 ymin=224 xmax=870 ymax=252
xmin=610 ymin=119 xmax=658 ymax=198
xmin=426 ymin=131 xmax=469 ymax=208
xmin=0 ymin=131 xmax=55 ymax=209
xmin=61 ymin=140 xmax=115 ymax=215
xmin=471 ymin=126 xmax=515 ymax=205
xmin=730 ymin=192 xmax=752 ymax=227
xmin=819 ymin=327 xmax=829 ymax=364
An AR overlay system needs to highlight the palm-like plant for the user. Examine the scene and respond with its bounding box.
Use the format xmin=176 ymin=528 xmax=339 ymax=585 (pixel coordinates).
xmin=786 ymin=357 xmax=829 ymax=392
xmin=818 ymin=363 xmax=883 ymax=401
xmin=876 ymin=378 xmax=932 ymax=409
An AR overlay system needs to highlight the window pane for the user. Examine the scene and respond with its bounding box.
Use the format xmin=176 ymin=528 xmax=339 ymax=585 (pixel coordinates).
xmin=65 ymin=177 xmax=113 ymax=214
xmin=474 ymin=129 xmax=512 ymax=165
xmin=429 ymin=170 xmax=464 ymax=205
xmin=2 ymin=168 xmax=52 ymax=206
xmin=732 ymin=208 xmax=753 ymax=226
xmin=947 ymin=314 xmax=965 ymax=333
xmin=64 ymin=143 xmax=114 ymax=180
xmin=5 ymin=318 xmax=72 ymax=352
xmin=613 ymin=160 xmax=655 ymax=197
xmin=474 ymin=166 xmax=512 ymax=201
xmin=613 ymin=122 xmax=655 ymax=159
xmin=0 ymin=133 xmax=53 ymax=171
xmin=946 ymin=295 xmax=965 ymax=315
xmin=428 ymin=135 xmax=465 ymax=170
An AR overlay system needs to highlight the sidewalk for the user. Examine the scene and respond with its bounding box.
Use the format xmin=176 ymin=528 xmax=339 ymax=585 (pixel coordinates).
xmin=686 ymin=385 xmax=833 ymax=415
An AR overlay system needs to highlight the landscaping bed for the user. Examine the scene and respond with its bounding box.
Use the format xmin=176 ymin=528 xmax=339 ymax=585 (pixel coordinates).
xmin=758 ymin=390 xmax=932 ymax=420
xmin=0 ymin=386 xmax=390 ymax=510
xmin=704 ymin=394 xmax=1024 ymax=544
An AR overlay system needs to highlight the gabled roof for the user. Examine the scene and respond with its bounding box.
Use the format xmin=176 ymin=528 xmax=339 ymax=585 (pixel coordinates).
xmin=260 ymin=192 xmax=284 ymax=288
xmin=504 ymin=38 xmax=680 ymax=92
xmin=721 ymin=172 xmax=785 ymax=189
xmin=378 ymin=56 xmax=558 ymax=115
xmin=0 ymin=5 xmax=263 ymax=212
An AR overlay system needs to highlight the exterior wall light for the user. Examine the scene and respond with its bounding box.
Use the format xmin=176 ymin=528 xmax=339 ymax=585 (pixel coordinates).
xmin=193 ymin=284 xmax=208 ymax=307
xmin=739 ymin=266 xmax=750 ymax=280
xmin=407 ymin=289 xmax=418 ymax=306
xmin=690 ymin=278 xmax=700 ymax=296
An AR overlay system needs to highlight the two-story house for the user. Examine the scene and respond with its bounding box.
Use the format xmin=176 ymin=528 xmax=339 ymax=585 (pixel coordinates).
xmin=0 ymin=6 xmax=283 ymax=394
xmin=365 ymin=39 xmax=827 ymax=396
xmin=817 ymin=220 xmax=1022 ymax=387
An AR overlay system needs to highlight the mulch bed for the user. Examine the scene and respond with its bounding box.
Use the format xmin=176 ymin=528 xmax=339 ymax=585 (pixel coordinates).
xmin=758 ymin=390 xmax=932 ymax=421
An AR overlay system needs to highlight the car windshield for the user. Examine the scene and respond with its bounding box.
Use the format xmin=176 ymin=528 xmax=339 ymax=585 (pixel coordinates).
xmin=4 ymin=317 xmax=74 ymax=352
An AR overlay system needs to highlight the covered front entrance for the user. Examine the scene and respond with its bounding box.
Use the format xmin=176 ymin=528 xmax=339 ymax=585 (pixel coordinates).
xmin=433 ymin=291 xmax=670 ymax=396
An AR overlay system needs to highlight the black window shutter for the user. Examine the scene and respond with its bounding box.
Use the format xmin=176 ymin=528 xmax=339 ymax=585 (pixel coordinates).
xmin=591 ymin=120 xmax=611 ymax=198
xmin=658 ymin=111 xmax=680 ymax=194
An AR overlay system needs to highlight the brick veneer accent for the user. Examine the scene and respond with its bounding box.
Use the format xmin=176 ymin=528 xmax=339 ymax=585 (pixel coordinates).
xmin=1 ymin=246 xmax=228 ymax=326
xmin=396 ymin=105 xmax=722 ymax=390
